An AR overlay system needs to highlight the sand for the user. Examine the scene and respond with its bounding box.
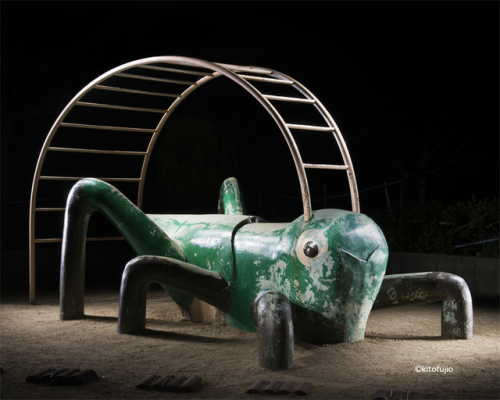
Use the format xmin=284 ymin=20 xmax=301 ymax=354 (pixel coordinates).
xmin=1 ymin=287 xmax=498 ymax=399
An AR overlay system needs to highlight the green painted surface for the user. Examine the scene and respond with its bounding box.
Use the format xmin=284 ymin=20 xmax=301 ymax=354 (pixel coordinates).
xmin=219 ymin=177 xmax=247 ymax=215
xmin=81 ymin=178 xmax=389 ymax=344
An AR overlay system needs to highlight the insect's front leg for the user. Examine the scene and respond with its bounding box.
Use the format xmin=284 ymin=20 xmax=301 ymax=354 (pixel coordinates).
xmin=250 ymin=290 xmax=294 ymax=370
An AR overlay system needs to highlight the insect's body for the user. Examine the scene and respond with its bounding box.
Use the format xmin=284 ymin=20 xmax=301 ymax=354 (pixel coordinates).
xmin=148 ymin=207 xmax=388 ymax=344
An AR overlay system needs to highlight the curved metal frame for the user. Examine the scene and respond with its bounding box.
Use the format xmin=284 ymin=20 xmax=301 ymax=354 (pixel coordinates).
xmin=29 ymin=56 xmax=360 ymax=303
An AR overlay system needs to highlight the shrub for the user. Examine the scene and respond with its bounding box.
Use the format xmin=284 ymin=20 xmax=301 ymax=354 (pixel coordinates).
xmin=372 ymin=197 xmax=499 ymax=257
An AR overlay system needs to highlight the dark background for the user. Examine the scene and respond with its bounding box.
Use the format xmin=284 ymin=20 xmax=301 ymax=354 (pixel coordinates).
xmin=1 ymin=2 xmax=498 ymax=292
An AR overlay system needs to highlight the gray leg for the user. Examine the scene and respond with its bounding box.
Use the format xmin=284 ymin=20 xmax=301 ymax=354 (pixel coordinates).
xmin=60 ymin=181 xmax=93 ymax=320
xmin=60 ymin=178 xmax=187 ymax=321
xmin=118 ymin=256 xmax=231 ymax=334
xmin=373 ymin=272 xmax=473 ymax=339
xmin=250 ymin=291 xmax=294 ymax=371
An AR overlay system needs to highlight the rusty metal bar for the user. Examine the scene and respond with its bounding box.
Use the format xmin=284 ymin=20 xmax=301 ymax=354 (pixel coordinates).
xmin=238 ymin=75 xmax=293 ymax=85
xmin=264 ymin=95 xmax=315 ymax=104
xmin=48 ymin=147 xmax=147 ymax=155
xmin=286 ymin=123 xmax=334 ymax=132
xmin=114 ymin=72 xmax=195 ymax=86
xmin=95 ymin=85 xmax=180 ymax=98
xmin=35 ymin=208 xmax=65 ymax=212
xmin=35 ymin=237 xmax=125 ymax=243
xmin=60 ymin=122 xmax=155 ymax=133
xmin=39 ymin=176 xmax=141 ymax=182
xmin=215 ymin=63 xmax=273 ymax=75
xmin=304 ymin=163 xmax=349 ymax=170
xmin=76 ymin=101 xmax=167 ymax=113
xmin=136 ymin=64 xmax=212 ymax=76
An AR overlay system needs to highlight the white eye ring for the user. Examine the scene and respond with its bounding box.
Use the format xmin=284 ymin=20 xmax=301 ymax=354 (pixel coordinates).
xmin=296 ymin=230 xmax=327 ymax=267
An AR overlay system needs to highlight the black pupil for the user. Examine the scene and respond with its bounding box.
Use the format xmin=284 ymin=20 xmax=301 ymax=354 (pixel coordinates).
xmin=303 ymin=241 xmax=319 ymax=258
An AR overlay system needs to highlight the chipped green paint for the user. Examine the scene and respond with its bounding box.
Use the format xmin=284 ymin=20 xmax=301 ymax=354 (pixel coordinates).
xmin=443 ymin=311 xmax=458 ymax=324
xmin=80 ymin=178 xmax=389 ymax=344
xmin=218 ymin=177 xmax=246 ymax=215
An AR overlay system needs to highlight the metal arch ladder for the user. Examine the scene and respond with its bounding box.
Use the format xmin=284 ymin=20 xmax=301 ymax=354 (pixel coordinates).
xmin=29 ymin=56 xmax=360 ymax=303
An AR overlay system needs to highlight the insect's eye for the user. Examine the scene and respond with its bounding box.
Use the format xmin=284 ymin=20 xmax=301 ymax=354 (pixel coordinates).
xmin=303 ymin=241 xmax=319 ymax=258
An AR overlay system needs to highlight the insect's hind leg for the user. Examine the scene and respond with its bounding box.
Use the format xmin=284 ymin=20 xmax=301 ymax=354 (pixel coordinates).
xmin=118 ymin=255 xmax=231 ymax=334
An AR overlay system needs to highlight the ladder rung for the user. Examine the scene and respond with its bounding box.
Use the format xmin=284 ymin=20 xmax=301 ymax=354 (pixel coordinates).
xmin=304 ymin=164 xmax=349 ymax=170
xmin=60 ymin=122 xmax=155 ymax=133
xmin=39 ymin=176 xmax=142 ymax=182
xmin=286 ymin=124 xmax=335 ymax=132
xmin=35 ymin=237 xmax=126 ymax=244
xmin=238 ymin=75 xmax=293 ymax=85
xmin=114 ymin=72 xmax=195 ymax=86
xmin=34 ymin=238 xmax=62 ymax=243
xmin=95 ymin=85 xmax=180 ymax=98
xmin=35 ymin=207 xmax=65 ymax=212
xmin=48 ymin=147 xmax=147 ymax=156
xmin=216 ymin=63 xmax=273 ymax=75
xmin=76 ymin=101 xmax=167 ymax=113
xmin=264 ymin=95 xmax=315 ymax=104
xmin=136 ymin=64 xmax=212 ymax=76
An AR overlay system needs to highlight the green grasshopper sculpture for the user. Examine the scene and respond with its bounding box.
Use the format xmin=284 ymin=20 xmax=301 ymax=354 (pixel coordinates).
xmin=38 ymin=55 xmax=471 ymax=371
xmin=60 ymin=178 xmax=472 ymax=371
xmin=60 ymin=176 xmax=388 ymax=369
xmin=60 ymin=174 xmax=472 ymax=370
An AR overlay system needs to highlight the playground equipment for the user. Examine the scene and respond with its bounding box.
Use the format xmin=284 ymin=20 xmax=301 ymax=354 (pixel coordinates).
xmin=30 ymin=57 xmax=473 ymax=370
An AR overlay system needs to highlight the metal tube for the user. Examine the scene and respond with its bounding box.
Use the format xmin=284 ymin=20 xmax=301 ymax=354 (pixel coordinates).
xmin=95 ymin=85 xmax=180 ymax=98
xmin=238 ymin=75 xmax=293 ymax=85
xmin=114 ymin=72 xmax=195 ymax=86
xmin=136 ymin=64 xmax=212 ymax=76
xmin=304 ymin=163 xmax=349 ymax=170
xmin=60 ymin=122 xmax=155 ymax=133
xmin=35 ymin=237 xmax=125 ymax=243
xmin=48 ymin=147 xmax=147 ymax=155
xmin=263 ymin=95 xmax=315 ymax=103
xmin=286 ymin=123 xmax=334 ymax=131
xmin=39 ymin=176 xmax=141 ymax=182
xmin=76 ymin=101 xmax=167 ymax=113
xmin=214 ymin=63 xmax=273 ymax=75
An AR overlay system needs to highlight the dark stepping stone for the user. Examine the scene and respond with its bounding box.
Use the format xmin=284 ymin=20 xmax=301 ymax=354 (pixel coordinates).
xmin=151 ymin=375 xmax=174 ymax=390
xmin=246 ymin=380 xmax=269 ymax=394
xmin=41 ymin=369 xmax=69 ymax=384
xmin=26 ymin=368 xmax=56 ymax=384
xmin=293 ymin=382 xmax=313 ymax=395
xmin=136 ymin=374 xmax=158 ymax=389
xmin=67 ymin=369 xmax=99 ymax=385
xmin=163 ymin=375 xmax=188 ymax=392
xmin=277 ymin=381 xmax=296 ymax=394
xmin=54 ymin=369 xmax=81 ymax=386
xmin=179 ymin=375 xmax=202 ymax=392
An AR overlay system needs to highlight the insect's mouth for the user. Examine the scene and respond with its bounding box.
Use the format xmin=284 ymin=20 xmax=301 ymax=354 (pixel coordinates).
xmin=340 ymin=244 xmax=381 ymax=263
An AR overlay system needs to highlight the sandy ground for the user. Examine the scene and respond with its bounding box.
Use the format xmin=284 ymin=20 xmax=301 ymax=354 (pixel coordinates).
xmin=1 ymin=286 xmax=498 ymax=400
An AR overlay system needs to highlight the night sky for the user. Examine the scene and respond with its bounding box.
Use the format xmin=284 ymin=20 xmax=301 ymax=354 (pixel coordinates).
xmin=2 ymin=2 xmax=499 ymax=250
